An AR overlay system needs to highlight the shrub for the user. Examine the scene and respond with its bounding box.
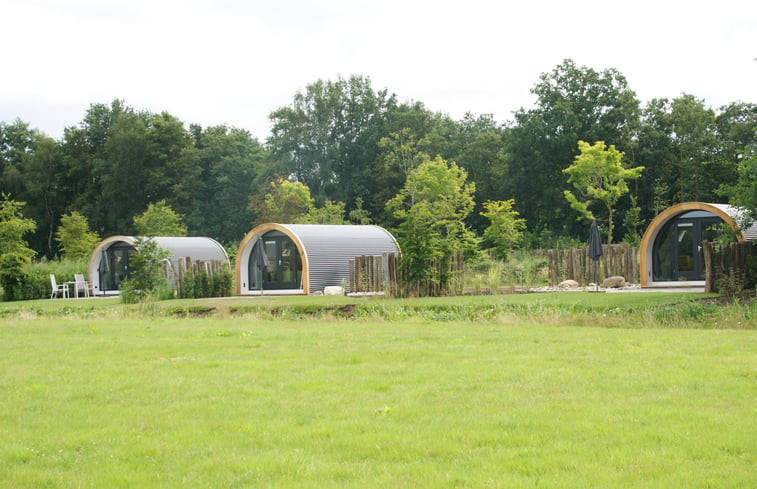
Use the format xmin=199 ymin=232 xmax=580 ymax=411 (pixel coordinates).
xmin=2 ymin=257 xmax=89 ymax=302
xmin=120 ymin=238 xmax=170 ymax=303
xmin=179 ymin=268 xmax=233 ymax=299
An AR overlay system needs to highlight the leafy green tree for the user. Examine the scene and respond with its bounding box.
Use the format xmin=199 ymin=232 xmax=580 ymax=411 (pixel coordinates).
xmin=19 ymin=136 xmax=64 ymax=256
xmin=387 ymin=156 xmax=477 ymax=290
xmin=0 ymin=197 xmax=36 ymax=260
xmin=249 ymin=177 xmax=314 ymax=224
xmin=668 ymin=95 xmax=720 ymax=202
xmin=194 ymin=125 xmax=263 ymax=243
xmin=55 ymin=211 xmax=100 ymax=259
xmin=725 ymin=137 xmax=757 ymax=223
xmin=0 ymin=197 xmax=37 ymax=301
xmin=119 ymin=237 xmax=170 ymax=303
xmin=449 ymin=115 xmax=509 ymax=233
xmin=480 ymin=199 xmax=526 ymax=261
xmin=633 ymin=96 xmax=752 ymax=226
xmin=267 ymin=75 xmax=396 ymax=209
xmin=621 ymin=195 xmax=643 ymax=246
xmin=100 ymin=110 xmax=150 ymax=234
xmin=303 ymin=200 xmax=347 ymax=225
xmin=507 ymin=59 xmax=640 ymax=239
xmin=370 ymin=129 xmax=431 ymax=221
xmin=133 ymin=200 xmax=188 ymax=237
xmin=563 ymin=141 xmax=643 ymax=244
xmin=0 ymin=120 xmax=33 ymax=205
xmin=0 ymin=121 xmax=66 ymax=256
xmin=348 ymin=198 xmax=372 ymax=225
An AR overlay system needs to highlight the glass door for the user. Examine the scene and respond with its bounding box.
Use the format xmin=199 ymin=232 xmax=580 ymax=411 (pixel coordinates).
xmin=677 ymin=218 xmax=722 ymax=281
xmin=653 ymin=214 xmax=723 ymax=282
xmin=99 ymin=244 xmax=134 ymax=291
xmin=249 ymin=233 xmax=301 ymax=290
xmin=676 ymin=222 xmax=696 ymax=280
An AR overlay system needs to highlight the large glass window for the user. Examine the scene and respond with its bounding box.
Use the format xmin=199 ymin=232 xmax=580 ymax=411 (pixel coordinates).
xmin=99 ymin=243 xmax=136 ymax=291
xmin=248 ymin=232 xmax=302 ymax=290
xmin=653 ymin=212 xmax=724 ymax=282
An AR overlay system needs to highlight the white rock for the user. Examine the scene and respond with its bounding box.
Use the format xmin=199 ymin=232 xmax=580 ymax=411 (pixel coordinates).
xmin=323 ymin=286 xmax=344 ymax=296
xmin=558 ymin=279 xmax=580 ymax=289
xmin=602 ymin=276 xmax=626 ymax=288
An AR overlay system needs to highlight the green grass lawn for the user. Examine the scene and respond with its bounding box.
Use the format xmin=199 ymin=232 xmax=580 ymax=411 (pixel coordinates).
xmin=1 ymin=298 xmax=755 ymax=487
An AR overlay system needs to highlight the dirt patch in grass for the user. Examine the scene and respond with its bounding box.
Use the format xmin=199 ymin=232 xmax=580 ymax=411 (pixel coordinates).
xmin=697 ymin=290 xmax=755 ymax=306
xmin=170 ymin=306 xmax=217 ymax=317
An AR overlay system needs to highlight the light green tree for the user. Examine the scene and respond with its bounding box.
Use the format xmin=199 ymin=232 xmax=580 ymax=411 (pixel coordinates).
xmin=119 ymin=237 xmax=170 ymax=303
xmin=0 ymin=197 xmax=37 ymax=301
xmin=563 ymin=141 xmax=644 ymax=244
xmin=303 ymin=199 xmax=347 ymax=225
xmin=348 ymin=198 xmax=372 ymax=225
xmin=133 ymin=200 xmax=188 ymax=237
xmin=55 ymin=211 xmax=100 ymax=259
xmin=387 ymin=156 xmax=477 ymax=292
xmin=480 ymin=199 xmax=526 ymax=261
xmin=249 ymin=177 xmax=314 ymax=223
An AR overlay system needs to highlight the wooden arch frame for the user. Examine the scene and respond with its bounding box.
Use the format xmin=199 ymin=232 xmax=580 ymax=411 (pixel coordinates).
xmin=639 ymin=202 xmax=744 ymax=286
xmin=235 ymin=223 xmax=310 ymax=295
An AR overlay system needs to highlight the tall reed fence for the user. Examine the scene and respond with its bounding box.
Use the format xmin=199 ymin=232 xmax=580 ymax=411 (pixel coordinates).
xmin=350 ymin=251 xmax=465 ymax=297
xmin=702 ymin=241 xmax=757 ymax=294
xmin=163 ymin=257 xmax=232 ymax=298
xmin=539 ymin=244 xmax=639 ymax=285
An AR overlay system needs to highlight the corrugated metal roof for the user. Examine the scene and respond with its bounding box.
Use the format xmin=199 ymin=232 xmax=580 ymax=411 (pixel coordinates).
xmin=151 ymin=237 xmax=229 ymax=264
xmin=707 ymin=204 xmax=757 ymax=241
xmin=743 ymin=221 xmax=757 ymax=241
xmin=279 ymin=224 xmax=400 ymax=293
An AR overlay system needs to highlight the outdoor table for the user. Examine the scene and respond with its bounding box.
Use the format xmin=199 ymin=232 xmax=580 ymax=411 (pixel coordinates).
xmin=63 ymin=282 xmax=79 ymax=298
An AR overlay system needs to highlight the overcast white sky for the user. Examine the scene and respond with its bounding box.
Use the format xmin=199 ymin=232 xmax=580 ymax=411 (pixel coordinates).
xmin=1 ymin=0 xmax=755 ymax=142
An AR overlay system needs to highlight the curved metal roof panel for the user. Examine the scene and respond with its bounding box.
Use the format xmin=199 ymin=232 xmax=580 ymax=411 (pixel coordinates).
xmin=278 ymin=224 xmax=400 ymax=293
xmin=151 ymin=237 xmax=229 ymax=264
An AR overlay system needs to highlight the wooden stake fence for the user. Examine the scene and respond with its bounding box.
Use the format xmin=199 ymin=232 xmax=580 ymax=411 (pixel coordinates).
xmin=542 ymin=244 xmax=638 ymax=285
xmin=163 ymin=257 xmax=230 ymax=298
xmin=702 ymin=240 xmax=757 ymax=293
xmin=349 ymin=251 xmax=464 ymax=297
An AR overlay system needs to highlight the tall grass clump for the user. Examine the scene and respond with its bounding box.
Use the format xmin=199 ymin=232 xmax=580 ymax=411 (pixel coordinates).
xmin=465 ymin=250 xmax=548 ymax=292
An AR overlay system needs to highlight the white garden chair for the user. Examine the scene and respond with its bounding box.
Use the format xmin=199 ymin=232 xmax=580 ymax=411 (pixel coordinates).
xmin=50 ymin=274 xmax=68 ymax=299
xmin=73 ymin=274 xmax=91 ymax=298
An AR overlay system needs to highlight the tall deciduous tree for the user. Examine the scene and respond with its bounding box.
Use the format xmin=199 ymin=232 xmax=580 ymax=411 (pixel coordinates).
xmin=387 ymin=156 xmax=477 ymax=290
xmin=267 ymin=75 xmax=396 ymax=209
xmin=133 ymin=200 xmax=188 ymax=237
xmin=249 ymin=177 xmax=314 ymax=224
xmin=480 ymin=199 xmax=526 ymax=261
xmin=725 ymin=136 xmax=757 ymax=224
xmin=0 ymin=197 xmax=36 ymax=300
xmin=507 ymin=59 xmax=640 ymax=239
xmin=194 ymin=125 xmax=263 ymax=244
xmin=563 ymin=141 xmax=643 ymax=244
xmin=55 ymin=211 xmax=100 ymax=260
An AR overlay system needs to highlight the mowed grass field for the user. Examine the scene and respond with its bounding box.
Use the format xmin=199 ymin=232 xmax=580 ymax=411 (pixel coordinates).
xmin=1 ymin=293 xmax=755 ymax=488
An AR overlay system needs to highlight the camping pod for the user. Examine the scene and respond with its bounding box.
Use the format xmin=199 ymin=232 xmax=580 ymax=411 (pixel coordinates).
xmin=235 ymin=224 xmax=400 ymax=295
xmin=88 ymin=236 xmax=229 ymax=295
xmin=640 ymin=202 xmax=757 ymax=287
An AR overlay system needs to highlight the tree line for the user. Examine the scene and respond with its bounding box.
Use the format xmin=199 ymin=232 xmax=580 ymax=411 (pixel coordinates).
xmin=2 ymin=59 xmax=756 ymax=261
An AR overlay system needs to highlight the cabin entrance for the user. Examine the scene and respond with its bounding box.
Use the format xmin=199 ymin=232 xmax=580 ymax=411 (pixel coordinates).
xmin=653 ymin=211 xmax=722 ymax=282
xmin=248 ymin=232 xmax=301 ymax=290
xmin=98 ymin=243 xmax=135 ymax=292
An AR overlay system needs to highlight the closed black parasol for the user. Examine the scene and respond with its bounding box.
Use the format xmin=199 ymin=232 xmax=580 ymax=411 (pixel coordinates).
xmin=588 ymin=219 xmax=603 ymax=290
